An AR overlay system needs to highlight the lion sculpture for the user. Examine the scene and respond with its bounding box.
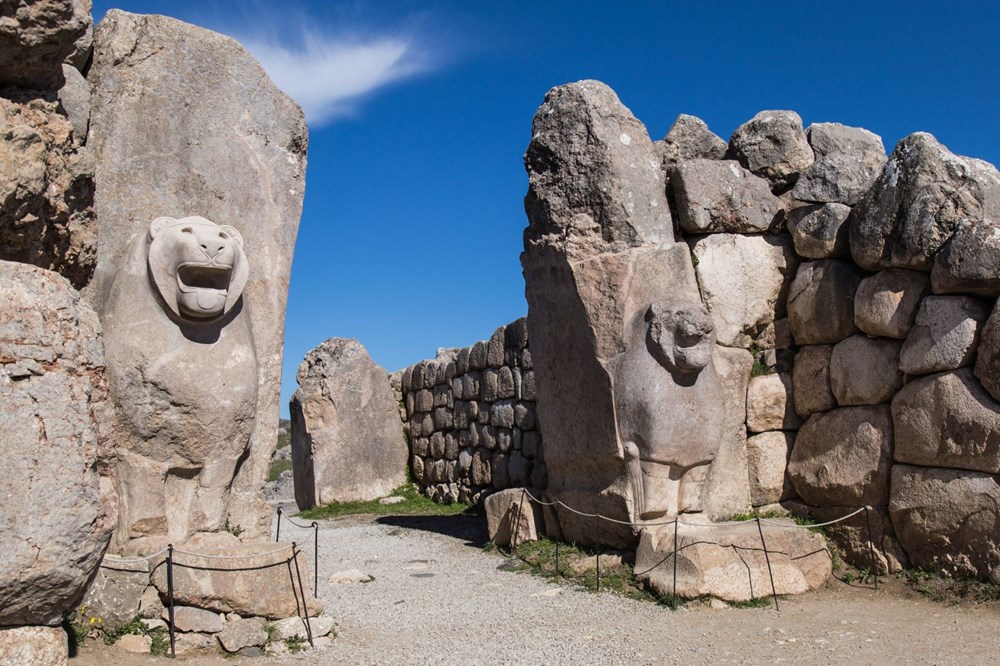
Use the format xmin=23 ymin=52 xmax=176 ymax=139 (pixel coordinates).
xmin=102 ymin=215 xmax=258 ymax=550
xmin=614 ymin=301 xmax=724 ymax=521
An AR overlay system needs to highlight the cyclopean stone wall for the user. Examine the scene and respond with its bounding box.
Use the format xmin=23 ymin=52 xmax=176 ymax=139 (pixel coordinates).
xmin=520 ymin=79 xmax=1000 ymax=582
xmin=393 ymin=318 xmax=545 ymax=505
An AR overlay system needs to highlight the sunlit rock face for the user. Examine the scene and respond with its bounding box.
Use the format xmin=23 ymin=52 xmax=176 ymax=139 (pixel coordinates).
xmin=86 ymin=10 xmax=307 ymax=545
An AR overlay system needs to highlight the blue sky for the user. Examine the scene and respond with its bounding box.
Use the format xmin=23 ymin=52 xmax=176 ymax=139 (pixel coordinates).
xmin=91 ymin=1 xmax=1000 ymax=418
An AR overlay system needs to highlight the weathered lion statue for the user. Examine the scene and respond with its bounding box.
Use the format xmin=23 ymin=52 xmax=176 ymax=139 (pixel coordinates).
xmin=615 ymin=301 xmax=724 ymax=521
xmin=102 ymin=215 xmax=258 ymax=550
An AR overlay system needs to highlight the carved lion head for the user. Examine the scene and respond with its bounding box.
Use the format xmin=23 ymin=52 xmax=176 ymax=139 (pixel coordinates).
xmin=147 ymin=215 xmax=249 ymax=321
xmin=646 ymin=301 xmax=716 ymax=374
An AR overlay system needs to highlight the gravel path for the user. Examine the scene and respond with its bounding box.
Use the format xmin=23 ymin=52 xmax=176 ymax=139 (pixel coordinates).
xmin=73 ymin=510 xmax=1000 ymax=665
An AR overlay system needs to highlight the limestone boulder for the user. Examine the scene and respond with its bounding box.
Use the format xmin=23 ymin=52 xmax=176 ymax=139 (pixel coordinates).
xmin=809 ymin=506 xmax=907 ymax=575
xmin=169 ymin=606 xmax=224 ymax=634
xmin=150 ymin=533 xmax=322 ymax=619
xmin=0 ymin=626 xmax=68 ymax=666
xmin=829 ymin=336 xmax=902 ymax=406
xmin=79 ymin=558 xmax=149 ymax=631
xmin=854 ymin=269 xmax=929 ymax=339
xmin=792 ymin=345 xmax=835 ymax=418
xmin=932 ymin=217 xmax=1000 ymax=297
xmin=727 ymin=110 xmax=814 ymax=190
xmin=898 ymin=295 xmax=988 ymax=375
xmin=975 ymin=300 xmax=1000 ymax=402
xmin=659 ymin=113 xmax=727 ymax=173
xmin=485 ymin=488 xmax=543 ymax=547
xmin=0 ymin=261 xmax=114 ymax=627
xmin=0 ymin=0 xmax=91 ymax=89
xmin=788 ymin=406 xmax=893 ymax=507
xmin=56 ymin=63 xmax=90 ymax=141
xmin=889 ymin=464 xmax=1000 ymax=582
xmin=792 ymin=123 xmax=887 ymax=205
xmin=747 ymin=431 xmax=795 ymax=506
xmin=746 ymin=373 xmax=801 ymax=432
xmin=636 ymin=520 xmax=830 ymax=601
xmin=850 ymin=133 xmax=1000 ymax=272
xmin=787 ymin=259 xmax=864 ymax=345
xmin=217 ymin=616 xmax=267 ymax=653
xmin=688 ymin=234 xmax=797 ymax=347
xmin=523 ymin=79 xmax=670 ymax=257
xmin=87 ymin=10 xmax=307 ymax=540
xmin=892 ymin=369 xmax=1000 ymax=474
xmin=291 ymin=338 xmax=407 ymax=508
xmin=786 ymin=202 xmax=851 ymax=259
xmin=699 ymin=347 xmax=753 ymax=521
xmin=0 ymin=92 xmax=96 ymax=289
xmin=671 ymin=159 xmax=780 ymax=234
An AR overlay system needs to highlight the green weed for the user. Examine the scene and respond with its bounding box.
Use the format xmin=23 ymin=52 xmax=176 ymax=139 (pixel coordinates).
xmin=297 ymin=483 xmax=475 ymax=520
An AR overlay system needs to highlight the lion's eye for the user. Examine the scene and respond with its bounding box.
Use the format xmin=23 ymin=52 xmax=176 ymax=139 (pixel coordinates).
xmin=219 ymin=232 xmax=228 ymax=239
xmin=181 ymin=227 xmax=193 ymax=234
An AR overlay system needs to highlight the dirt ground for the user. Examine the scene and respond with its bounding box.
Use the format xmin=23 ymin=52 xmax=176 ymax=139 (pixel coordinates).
xmin=69 ymin=514 xmax=1000 ymax=665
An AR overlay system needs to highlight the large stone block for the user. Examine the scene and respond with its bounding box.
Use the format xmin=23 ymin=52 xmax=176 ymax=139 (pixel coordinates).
xmin=932 ymin=217 xmax=1000 ymax=297
xmin=853 ymin=269 xmax=929 ymax=339
xmin=672 ymin=159 xmax=780 ymax=234
xmin=892 ymin=368 xmax=1000 ymax=474
xmin=659 ymin=113 xmax=727 ymax=173
xmin=485 ymin=488 xmax=543 ymax=547
xmin=0 ymin=626 xmax=68 ymax=666
xmin=792 ymin=345 xmax=835 ymax=418
xmin=79 ymin=558 xmax=149 ymax=631
xmin=636 ymin=520 xmax=830 ymax=601
xmin=809 ymin=505 xmax=907 ymax=575
xmin=523 ymin=79 xmax=670 ymax=257
xmin=727 ymin=110 xmax=814 ymax=190
xmin=0 ymin=0 xmax=91 ymax=89
xmin=0 ymin=261 xmax=114 ymax=626
xmin=747 ymin=431 xmax=795 ymax=506
xmin=792 ymin=123 xmax=886 ymax=205
xmin=829 ymin=336 xmax=902 ymax=406
xmin=688 ymin=233 xmax=797 ymax=347
xmin=850 ymin=132 xmax=1000 ymax=272
xmin=290 ymin=338 xmax=407 ymax=508
xmin=976 ymin=300 xmax=1000 ymax=402
xmin=898 ymin=295 xmax=988 ymax=375
xmin=786 ymin=202 xmax=851 ymax=259
xmin=746 ymin=373 xmax=801 ymax=432
xmin=788 ymin=406 xmax=893 ymax=507
xmin=787 ymin=259 xmax=864 ymax=345
xmin=889 ymin=464 xmax=1000 ymax=582
xmin=149 ymin=533 xmax=322 ymax=619
xmin=87 ymin=10 xmax=307 ymax=541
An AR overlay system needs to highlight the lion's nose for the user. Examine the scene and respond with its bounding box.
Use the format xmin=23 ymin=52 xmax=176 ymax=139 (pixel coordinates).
xmin=200 ymin=241 xmax=226 ymax=258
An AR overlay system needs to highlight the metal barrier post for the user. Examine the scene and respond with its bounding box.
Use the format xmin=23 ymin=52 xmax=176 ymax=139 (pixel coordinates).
xmin=276 ymin=506 xmax=283 ymax=542
xmin=555 ymin=541 xmax=560 ymax=577
xmin=312 ymin=522 xmax=319 ymax=598
xmin=864 ymin=505 xmax=879 ymax=590
xmin=166 ymin=544 xmax=176 ymax=658
xmin=595 ymin=517 xmax=601 ymax=592
xmin=755 ymin=518 xmax=780 ymax=611
xmin=291 ymin=543 xmax=315 ymax=648
xmin=672 ymin=517 xmax=679 ymax=600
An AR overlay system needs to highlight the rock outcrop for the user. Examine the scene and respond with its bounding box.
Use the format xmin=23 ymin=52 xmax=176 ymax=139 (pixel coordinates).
xmin=86 ymin=10 xmax=307 ymax=543
xmin=0 ymin=261 xmax=114 ymax=626
xmin=291 ymin=338 xmax=407 ymax=508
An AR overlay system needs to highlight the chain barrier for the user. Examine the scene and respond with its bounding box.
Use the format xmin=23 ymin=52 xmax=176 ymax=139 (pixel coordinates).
xmin=514 ymin=488 xmax=882 ymax=608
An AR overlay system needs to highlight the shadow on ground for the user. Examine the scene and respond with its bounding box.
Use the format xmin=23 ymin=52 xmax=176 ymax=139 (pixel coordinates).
xmin=376 ymin=514 xmax=489 ymax=549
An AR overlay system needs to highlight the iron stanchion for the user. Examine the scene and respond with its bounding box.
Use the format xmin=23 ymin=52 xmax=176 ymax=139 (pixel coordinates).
xmin=555 ymin=540 xmax=560 ymax=578
xmin=166 ymin=544 xmax=176 ymax=658
xmin=312 ymin=521 xmax=319 ymax=598
xmin=595 ymin=517 xmax=601 ymax=592
xmin=864 ymin=505 xmax=879 ymax=590
xmin=755 ymin=517 xmax=780 ymax=611
xmin=276 ymin=506 xmax=283 ymax=542
xmin=672 ymin=517 xmax=679 ymax=600
xmin=291 ymin=544 xmax=315 ymax=648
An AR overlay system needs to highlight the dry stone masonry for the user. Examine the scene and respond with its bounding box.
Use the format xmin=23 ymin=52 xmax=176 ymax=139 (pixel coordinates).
xmin=395 ymin=318 xmax=545 ymax=505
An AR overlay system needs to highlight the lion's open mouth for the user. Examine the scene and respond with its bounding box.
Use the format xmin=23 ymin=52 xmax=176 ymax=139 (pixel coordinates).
xmin=176 ymin=263 xmax=233 ymax=293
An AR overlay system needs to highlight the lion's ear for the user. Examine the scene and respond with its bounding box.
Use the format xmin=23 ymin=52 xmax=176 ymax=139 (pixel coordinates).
xmin=220 ymin=225 xmax=244 ymax=248
xmin=149 ymin=217 xmax=175 ymax=239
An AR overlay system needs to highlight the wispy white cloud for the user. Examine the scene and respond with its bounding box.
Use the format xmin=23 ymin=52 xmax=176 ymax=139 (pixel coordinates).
xmin=234 ymin=13 xmax=438 ymax=126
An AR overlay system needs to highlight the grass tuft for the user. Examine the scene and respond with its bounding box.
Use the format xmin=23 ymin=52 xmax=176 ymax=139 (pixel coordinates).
xmin=296 ymin=483 xmax=475 ymax=520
